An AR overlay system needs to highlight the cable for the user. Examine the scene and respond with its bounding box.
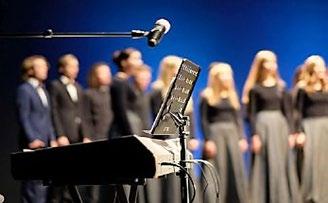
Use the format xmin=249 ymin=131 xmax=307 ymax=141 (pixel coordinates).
xmin=195 ymin=159 xmax=221 ymax=199
xmin=161 ymin=162 xmax=197 ymax=202
xmin=184 ymin=160 xmax=210 ymax=201
xmin=185 ymin=159 xmax=221 ymax=200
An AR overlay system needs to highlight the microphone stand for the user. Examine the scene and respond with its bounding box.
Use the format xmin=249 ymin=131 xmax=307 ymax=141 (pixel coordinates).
xmin=0 ymin=29 xmax=148 ymax=39
xmin=170 ymin=112 xmax=190 ymax=203
xmin=0 ymin=28 xmax=151 ymax=203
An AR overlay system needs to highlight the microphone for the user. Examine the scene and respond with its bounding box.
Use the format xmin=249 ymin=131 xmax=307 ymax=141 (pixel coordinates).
xmin=0 ymin=194 xmax=4 ymax=203
xmin=147 ymin=19 xmax=171 ymax=47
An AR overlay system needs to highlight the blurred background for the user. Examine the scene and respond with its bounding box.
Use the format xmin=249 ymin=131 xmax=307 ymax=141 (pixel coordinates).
xmin=1 ymin=0 xmax=328 ymax=202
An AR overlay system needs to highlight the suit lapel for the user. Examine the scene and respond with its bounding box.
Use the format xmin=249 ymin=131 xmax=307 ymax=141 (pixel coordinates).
xmin=59 ymin=79 xmax=76 ymax=103
xmin=27 ymin=83 xmax=46 ymax=109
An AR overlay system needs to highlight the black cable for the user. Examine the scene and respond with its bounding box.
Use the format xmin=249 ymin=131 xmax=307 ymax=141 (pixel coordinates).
xmin=195 ymin=160 xmax=221 ymax=198
xmin=183 ymin=160 xmax=210 ymax=201
xmin=161 ymin=162 xmax=197 ymax=203
xmin=186 ymin=159 xmax=221 ymax=199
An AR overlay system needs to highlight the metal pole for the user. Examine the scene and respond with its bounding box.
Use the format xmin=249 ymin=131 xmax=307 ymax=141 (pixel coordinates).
xmin=178 ymin=115 xmax=190 ymax=203
xmin=0 ymin=29 xmax=148 ymax=39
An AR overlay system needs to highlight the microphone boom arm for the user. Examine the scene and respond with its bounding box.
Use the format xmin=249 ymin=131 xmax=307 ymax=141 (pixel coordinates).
xmin=0 ymin=29 xmax=149 ymax=39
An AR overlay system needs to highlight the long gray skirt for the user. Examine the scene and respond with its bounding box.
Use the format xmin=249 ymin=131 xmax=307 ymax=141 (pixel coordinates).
xmin=251 ymin=111 xmax=301 ymax=203
xmin=301 ymin=117 xmax=328 ymax=203
xmin=202 ymin=122 xmax=249 ymax=203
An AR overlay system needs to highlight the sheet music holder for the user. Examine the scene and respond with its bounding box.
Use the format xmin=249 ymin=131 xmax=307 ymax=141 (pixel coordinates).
xmin=147 ymin=59 xmax=200 ymax=138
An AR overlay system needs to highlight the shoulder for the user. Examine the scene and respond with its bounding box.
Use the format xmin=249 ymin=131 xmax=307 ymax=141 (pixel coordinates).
xmin=85 ymin=88 xmax=97 ymax=97
xmin=17 ymin=82 xmax=31 ymax=91
xmin=150 ymin=88 xmax=161 ymax=98
xmin=75 ymin=81 xmax=83 ymax=89
xmin=49 ymin=79 xmax=62 ymax=89
xmin=17 ymin=82 xmax=33 ymax=95
xmin=249 ymin=84 xmax=262 ymax=94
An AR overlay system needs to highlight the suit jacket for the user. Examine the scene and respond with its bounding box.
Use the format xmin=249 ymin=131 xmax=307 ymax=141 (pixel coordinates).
xmin=85 ymin=87 xmax=113 ymax=140
xmin=16 ymin=82 xmax=55 ymax=149
xmin=49 ymin=79 xmax=90 ymax=143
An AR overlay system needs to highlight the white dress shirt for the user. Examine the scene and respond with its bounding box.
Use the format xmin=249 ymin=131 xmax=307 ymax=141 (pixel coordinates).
xmin=60 ymin=75 xmax=78 ymax=102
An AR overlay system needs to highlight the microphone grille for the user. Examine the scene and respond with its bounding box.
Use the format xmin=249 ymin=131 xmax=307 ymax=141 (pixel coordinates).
xmin=155 ymin=19 xmax=171 ymax=34
xmin=0 ymin=194 xmax=4 ymax=203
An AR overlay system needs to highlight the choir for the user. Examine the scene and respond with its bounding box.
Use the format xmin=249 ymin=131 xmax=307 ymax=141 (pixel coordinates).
xmin=16 ymin=49 xmax=328 ymax=203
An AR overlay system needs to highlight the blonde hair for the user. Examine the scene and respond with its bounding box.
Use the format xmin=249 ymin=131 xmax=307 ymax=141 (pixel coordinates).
xmin=152 ymin=55 xmax=193 ymax=114
xmin=87 ymin=62 xmax=110 ymax=88
xmin=293 ymin=65 xmax=306 ymax=89
xmin=202 ymin=62 xmax=240 ymax=109
xmin=242 ymin=50 xmax=285 ymax=104
xmin=57 ymin=54 xmax=78 ymax=70
xmin=152 ymin=55 xmax=182 ymax=96
xmin=303 ymin=55 xmax=328 ymax=93
xmin=21 ymin=55 xmax=49 ymax=81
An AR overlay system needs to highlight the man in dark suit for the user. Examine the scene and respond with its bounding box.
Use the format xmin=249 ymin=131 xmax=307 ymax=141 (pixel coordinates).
xmin=48 ymin=54 xmax=91 ymax=202
xmin=16 ymin=55 xmax=57 ymax=203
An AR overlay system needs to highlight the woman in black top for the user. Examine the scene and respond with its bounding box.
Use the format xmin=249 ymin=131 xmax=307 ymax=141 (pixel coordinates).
xmin=242 ymin=50 xmax=300 ymax=203
xmin=86 ymin=62 xmax=113 ymax=141
xmin=83 ymin=62 xmax=114 ymax=203
xmin=295 ymin=55 xmax=328 ymax=203
xmin=200 ymin=62 xmax=249 ymax=203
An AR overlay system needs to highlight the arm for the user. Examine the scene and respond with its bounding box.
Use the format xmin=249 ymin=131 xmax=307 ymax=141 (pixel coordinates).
xmin=294 ymin=89 xmax=306 ymax=148
xmin=233 ymin=109 xmax=248 ymax=152
xmin=111 ymin=80 xmax=133 ymax=135
xmin=247 ymin=88 xmax=258 ymax=136
xmin=49 ymin=82 xmax=66 ymax=137
xmin=16 ymin=86 xmax=38 ymax=142
xmin=281 ymin=90 xmax=295 ymax=134
xmin=200 ymin=97 xmax=217 ymax=158
xmin=233 ymin=109 xmax=245 ymax=139
xmin=294 ymin=89 xmax=305 ymax=133
xmin=200 ymin=97 xmax=211 ymax=140
xmin=78 ymin=87 xmax=92 ymax=141
xmin=247 ymin=88 xmax=262 ymax=153
xmin=84 ymin=90 xmax=97 ymax=141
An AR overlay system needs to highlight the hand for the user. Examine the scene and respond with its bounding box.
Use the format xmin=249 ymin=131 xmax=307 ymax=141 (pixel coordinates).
xmin=188 ymin=138 xmax=199 ymax=151
xmin=57 ymin=136 xmax=70 ymax=146
xmin=252 ymin=135 xmax=262 ymax=154
xmin=295 ymin=132 xmax=306 ymax=148
xmin=50 ymin=140 xmax=58 ymax=147
xmin=83 ymin=137 xmax=92 ymax=143
xmin=238 ymin=138 xmax=248 ymax=153
xmin=288 ymin=134 xmax=297 ymax=148
xmin=203 ymin=140 xmax=217 ymax=159
xmin=28 ymin=139 xmax=45 ymax=149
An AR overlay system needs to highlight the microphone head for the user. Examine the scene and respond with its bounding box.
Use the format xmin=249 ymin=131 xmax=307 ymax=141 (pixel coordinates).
xmin=148 ymin=19 xmax=171 ymax=47
xmin=155 ymin=19 xmax=171 ymax=34
xmin=0 ymin=194 xmax=4 ymax=203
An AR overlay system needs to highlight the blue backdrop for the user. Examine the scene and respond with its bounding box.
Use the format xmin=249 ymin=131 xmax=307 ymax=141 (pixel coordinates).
xmin=1 ymin=0 xmax=328 ymax=202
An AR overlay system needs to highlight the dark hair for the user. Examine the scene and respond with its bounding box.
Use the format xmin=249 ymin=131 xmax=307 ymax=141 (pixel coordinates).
xmin=112 ymin=47 xmax=139 ymax=71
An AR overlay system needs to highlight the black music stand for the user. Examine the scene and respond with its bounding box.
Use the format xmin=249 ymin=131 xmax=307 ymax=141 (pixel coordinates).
xmin=144 ymin=59 xmax=200 ymax=203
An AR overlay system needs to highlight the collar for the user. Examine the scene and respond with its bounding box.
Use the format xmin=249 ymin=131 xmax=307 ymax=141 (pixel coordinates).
xmin=27 ymin=78 xmax=41 ymax=88
xmin=60 ymin=75 xmax=75 ymax=85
